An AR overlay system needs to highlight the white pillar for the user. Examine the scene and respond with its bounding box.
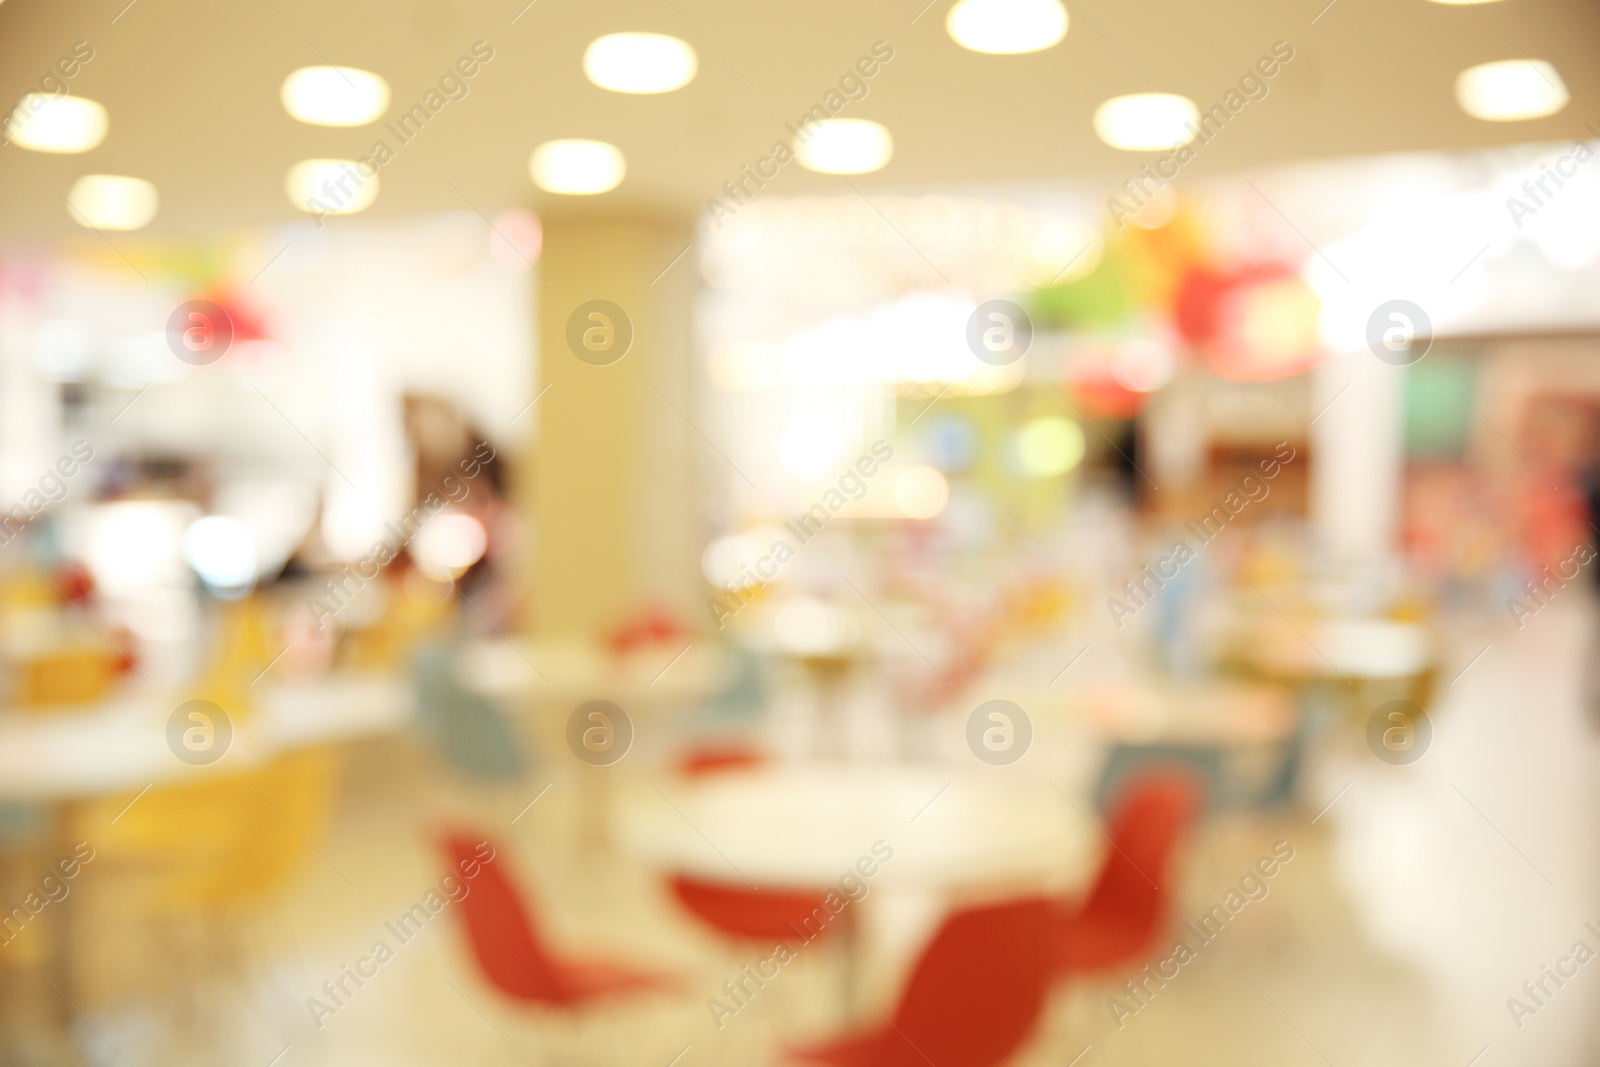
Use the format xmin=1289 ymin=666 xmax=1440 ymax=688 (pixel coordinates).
xmin=1310 ymin=349 xmax=1406 ymax=565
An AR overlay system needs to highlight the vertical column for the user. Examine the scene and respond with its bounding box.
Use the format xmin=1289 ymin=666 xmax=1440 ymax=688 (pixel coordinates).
xmin=1310 ymin=349 xmax=1406 ymax=565
xmin=525 ymin=211 xmax=701 ymax=638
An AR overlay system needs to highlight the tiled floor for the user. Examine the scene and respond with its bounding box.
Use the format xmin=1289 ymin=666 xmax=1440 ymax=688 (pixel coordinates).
xmin=21 ymin=593 xmax=1600 ymax=1067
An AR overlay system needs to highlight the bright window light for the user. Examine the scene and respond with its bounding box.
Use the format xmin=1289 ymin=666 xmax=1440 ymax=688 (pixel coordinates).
xmin=584 ymin=33 xmax=698 ymax=93
xmin=1455 ymin=59 xmax=1568 ymax=121
xmin=281 ymin=66 xmax=390 ymax=126
xmin=1093 ymin=93 xmax=1199 ymax=151
xmin=894 ymin=467 xmax=950 ymax=519
xmin=946 ymin=0 xmax=1068 ymax=55
xmin=67 ymin=175 xmax=158 ymax=231
xmin=795 ymin=119 xmax=893 ymax=175
xmin=412 ymin=513 xmax=488 ymax=579
xmin=530 ymin=139 xmax=626 ymax=195
xmin=1015 ymin=417 xmax=1085 ymax=477
xmin=183 ymin=516 xmax=258 ymax=597
xmin=285 ymin=159 xmax=379 ymax=216
xmin=6 ymin=95 xmax=107 ymax=153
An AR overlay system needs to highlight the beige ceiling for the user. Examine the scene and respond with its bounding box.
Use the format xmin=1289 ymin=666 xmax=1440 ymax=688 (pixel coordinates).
xmin=0 ymin=0 xmax=1595 ymax=240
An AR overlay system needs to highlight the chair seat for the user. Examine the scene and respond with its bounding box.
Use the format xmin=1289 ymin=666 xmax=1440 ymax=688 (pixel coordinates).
xmin=1055 ymin=910 xmax=1161 ymax=973
xmin=442 ymin=832 xmax=672 ymax=1010
xmin=558 ymin=959 xmax=673 ymax=1001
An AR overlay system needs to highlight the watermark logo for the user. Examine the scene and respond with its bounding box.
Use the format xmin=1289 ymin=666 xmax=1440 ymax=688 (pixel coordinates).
xmin=1365 ymin=699 xmax=1430 ymax=765
xmin=567 ymin=699 xmax=633 ymax=766
xmin=566 ymin=299 xmax=632 ymax=366
xmin=966 ymin=299 xmax=1032 ymax=366
xmin=167 ymin=299 xmax=234 ymax=366
xmin=966 ymin=699 xmax=1031 ymax=765
xmin=1366 ymin=299 xmax=1432 ymax=366
xmin=167 ymin=699 xmax=232 ymax=766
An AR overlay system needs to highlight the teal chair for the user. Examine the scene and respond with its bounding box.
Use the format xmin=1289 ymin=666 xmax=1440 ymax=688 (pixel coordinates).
xmin=414 ymin=643 xmax=527 ymax=781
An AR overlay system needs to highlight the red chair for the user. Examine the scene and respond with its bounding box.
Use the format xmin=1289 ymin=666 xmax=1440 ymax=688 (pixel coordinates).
xmin=1053 ymin=772 xmax=1203 ymax=976
xmin=668 ymin=751 xmax=846 ymax=946
xmin=441 ymin=833 xmax=670 ymax=1007
xmin=668 ymin=875 xmax=847 ymax=943
xmin=790 ymin=896 xmax=1057 ymax=1067
xmin=677 ymin=745 xmax=767 ymax=778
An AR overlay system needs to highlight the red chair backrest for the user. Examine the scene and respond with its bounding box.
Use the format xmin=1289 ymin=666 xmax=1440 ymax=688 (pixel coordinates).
xmin=875 ymin=897 xmax=1057 ymax=1067
xmin=442 ymin=833 xmax=573 ymax=1004
xmin=669 ymin=875 xmax=845 ymax=942
xmin=1077 ymin=771 xmax=1202 ymax=938
xmin=678 ymin=747 xmax=767 ymax=778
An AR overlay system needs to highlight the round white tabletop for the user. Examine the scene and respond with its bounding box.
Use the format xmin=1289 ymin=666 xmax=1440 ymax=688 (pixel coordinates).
xmin=620 ymin=763 xmax=1099 ymax=893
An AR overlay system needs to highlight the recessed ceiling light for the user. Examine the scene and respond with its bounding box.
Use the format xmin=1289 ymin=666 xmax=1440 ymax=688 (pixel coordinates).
xmin=6 ymin=95 xmax=108 ymax=153
xmin=1093 ymin=93 xmax=1200 ymax=151
xmin=529 ymin=139 xmax=626 ymax=195
xmin=583 ymin=33 xmax=698 ymax=93
xmin=795 ymin=119 xmax=893 ymax=175
xmin=1455 ymin=59 xmax=1568 ymax=121
xmin=281 ymin=66 xmax=390 ymax=126
xmin=946 ymin=0 xmax=1068 ymax=54
xmin=67 ymin=175 xmax=157 ymax=231
xmin=285 ymin=159 xmax=379 ymax=216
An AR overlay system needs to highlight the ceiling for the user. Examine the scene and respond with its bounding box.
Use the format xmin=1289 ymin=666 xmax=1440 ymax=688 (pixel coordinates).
xmin=0 ymin=0 xmax=1596 ymax=240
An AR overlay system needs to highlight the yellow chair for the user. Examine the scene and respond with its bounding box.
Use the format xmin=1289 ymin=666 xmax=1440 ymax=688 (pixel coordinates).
xmin=87 ymin=747 xmax=343 ymax=914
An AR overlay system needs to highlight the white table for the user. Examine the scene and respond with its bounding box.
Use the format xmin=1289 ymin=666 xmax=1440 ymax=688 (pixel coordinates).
xmin=457 ymin=636 xmax=729 ymax=708
xmin=1230 ymin=616 xmax=1434 ymax=681
xmin=0 ymin=673 xmax=413 ymax=801
xmin=620 ymin=763 xmax=1099 ymax=971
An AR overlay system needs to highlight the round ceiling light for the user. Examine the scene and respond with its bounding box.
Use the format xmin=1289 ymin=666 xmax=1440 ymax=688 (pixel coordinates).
xmin=583 ymin=33 xmax=698 ymax=93
xmin=6 ymin=95 xmax=108 ymax=153
xmin=67 ymin=175 xmax=158 ymax=231
xmin=794 ymin=119 xmax=893 ymax=175
xmin=1455 ymin=59 xmax=1568 ymax=121
xmin=281 ymin=66 xmax=390 ymax=126
xmin=530 ymin=139 xmax=626 ymax=195
xmin=285 ymin=159 xmax=379 ymax=216
xmin=946 ymin=0 xmax=1068 ymax=54
xmin=1093 ymin=93 xmax=1200 ymax=150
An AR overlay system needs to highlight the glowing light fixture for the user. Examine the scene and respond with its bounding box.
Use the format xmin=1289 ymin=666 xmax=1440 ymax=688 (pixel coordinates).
xmin=530 ymin=139 xmax=626 ymax=195
xmin=67 ymin=175 xmax=157 ymax=231
xmin=1455 ymin=60 xmax=1568 ymax=121
xmin=412 ymin=513 xmax=487 ymax=579
xmin=285 ymin=159 xmax=379 ymax=216
xmin=795 ymin=119 xmax=893 ymax=175
xmin=1015 ymin=417 xmax=1085 ymax=477
xmin=6 ymin=95 xmax=107 ymax=153
xmin=946 ymin=0 xmax=1067 ymax=54
xmin=1093 ymin=93 xmax=1199 ymax=151
xmin=583 ymin=33 xmax=698 ymax=93
xmin=281 ymin=66 xmax=390 ymax=126
xmin=894 ymin=467 xmax=950 ymax=519
xmin=82 ymin=501 xmax=195 ymax=598
xmin=183 ymin=516 xmax=258 ymax=597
